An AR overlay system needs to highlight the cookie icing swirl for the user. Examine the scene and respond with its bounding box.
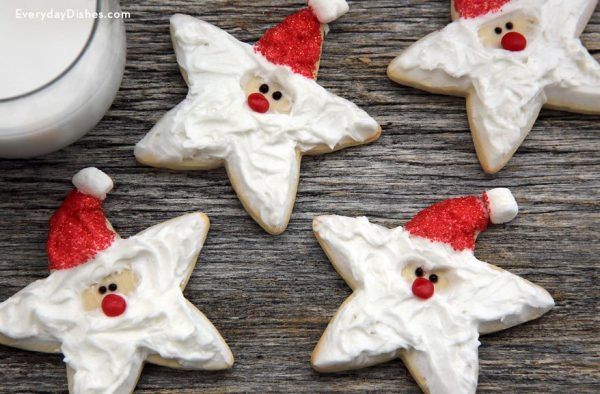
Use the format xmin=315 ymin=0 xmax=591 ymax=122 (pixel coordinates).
xmin=389 ymin=0 xmax=600 ymax=171
xmin=312 ymin=215 xmax=554 ymax=394
xmin=0 ymin=213 xmax=233 ymax=393
xmin=135 ymin=15 xmax=379 ymax=233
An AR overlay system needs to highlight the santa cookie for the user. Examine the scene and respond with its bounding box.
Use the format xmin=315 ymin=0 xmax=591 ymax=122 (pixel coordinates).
xmin=0 ymin=168 xmax=233 ymax=393
xmin=311 ymin=189 xmax=554 ymax=393
xmin=135 ymin=0 xmax=381 ymax=235
xmin=388 ymin=0 xmax=600 ymax=173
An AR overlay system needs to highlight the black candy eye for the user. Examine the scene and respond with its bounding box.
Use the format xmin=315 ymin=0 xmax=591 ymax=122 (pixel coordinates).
xmin=505 ymin=22 xmax=514 ymax=30
xmin=415 ymin=267 xmax=424 ymax=277
xmin=259 ymin=84 xmax=269 ymax=94
xmin=108 ymin=283 xmax=117 ymax=292
xmin=495 ymin=27 xmax=503 ymax=35
xmin=429 ymin=274 xmax=438 ymax=283
xmin=272 ymin=91 xmax=282 ymax=101
xmin=98 ymin=286 xmax=107 ymax=295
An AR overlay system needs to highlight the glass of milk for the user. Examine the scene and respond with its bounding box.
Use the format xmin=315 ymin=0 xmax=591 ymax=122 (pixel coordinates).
xmin=0 ymin=0 xmax=126 ymax=158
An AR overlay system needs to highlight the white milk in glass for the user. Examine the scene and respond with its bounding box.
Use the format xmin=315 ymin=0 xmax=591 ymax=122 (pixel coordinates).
xmin=0 ymin=0 xmax=96 ymax=99
xmin=0 ymin=0 xmax=126 ymax=158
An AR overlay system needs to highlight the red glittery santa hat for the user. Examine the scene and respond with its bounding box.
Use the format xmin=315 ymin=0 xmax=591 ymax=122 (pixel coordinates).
xmin=453 ymin=0 xmax=511 ymax=19
xmin=254 ymin=0 xmax=350 ymax=79
xmin=47 ymin=168 xmax=116 ymax=271
xmin=405 ymin=188 xmax=518 ymax=251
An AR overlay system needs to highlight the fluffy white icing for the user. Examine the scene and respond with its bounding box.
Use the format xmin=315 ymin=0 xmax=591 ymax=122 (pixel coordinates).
xmin=389 ymin=0 xmax=600 ymax=171
xmin=72 ymin=167 xmax=114 ymax=200
xmin=308 ymin=0 xmax=349 ymax=24
xmin=312 ymin=215 xmax=554 ymax=394
xmin=0 ymin=213 xmax=233 ymax=394
xmin=135 ymin=14 xmax=379 ymax=233
xmin=485 ymin=188 xmax=518 ymax=224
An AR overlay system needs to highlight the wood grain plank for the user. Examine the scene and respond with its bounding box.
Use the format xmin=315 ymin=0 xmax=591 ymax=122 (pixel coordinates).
xmin=0 ymin=0 xmax=598 ymax=392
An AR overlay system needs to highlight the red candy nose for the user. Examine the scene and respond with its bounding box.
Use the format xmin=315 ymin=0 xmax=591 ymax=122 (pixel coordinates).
xmin=412 ymin=278 xmax=434 ymax=300
xmin=101 ymin=294 xmax=127 ymax=317
xmin=247 ymin=93 xmax=270 ymax=113
xmin=501 ymin=32 xmax=527 ymax=52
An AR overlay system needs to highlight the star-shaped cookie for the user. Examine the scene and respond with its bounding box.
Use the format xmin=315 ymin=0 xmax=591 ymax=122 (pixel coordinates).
xmin=135 ymin=1 xmax=381 ymax=235
xmin=0 ymin=168 xmax=233 ymax=393
xmin=388 ymin=0 xmax=600 ymax=173
xmin=311 ymin=189 xmax=554 ymax=393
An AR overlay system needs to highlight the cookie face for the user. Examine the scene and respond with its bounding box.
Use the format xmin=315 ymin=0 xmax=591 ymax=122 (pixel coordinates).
xmin=478 ymin=10 xmax=537 ymax=49
xmin=81 ymin=268 xmax=138 ymax=313
xmin=0 ymin=169 xmax=233 ymax=394
xmin=243 ymin=75 xmax=293 ymax=114
xmin=135 ymin=2 xmax=381 ymax=235
xmin=311 ymin=191 xmax=554 ymax=393
xmin=401 ymin=262 xmax=451 ymax=296
xmin=388 ymin=0 xmax=600 ymax=174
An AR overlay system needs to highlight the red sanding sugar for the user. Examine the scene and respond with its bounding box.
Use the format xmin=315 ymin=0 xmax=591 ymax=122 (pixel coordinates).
xmin=405 ymin=196 xmax=489 ymax=251
xmin=254 ymin=8 xmax=323 ymax=79
xmin=454 ymin=0 xmax=511 ymax=19
xmin=47 ymin=190 xmax=115 ymax=270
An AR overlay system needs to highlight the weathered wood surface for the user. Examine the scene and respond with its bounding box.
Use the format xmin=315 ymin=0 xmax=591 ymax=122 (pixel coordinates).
xmin=0 ymin=0 xmax=599 ymax=392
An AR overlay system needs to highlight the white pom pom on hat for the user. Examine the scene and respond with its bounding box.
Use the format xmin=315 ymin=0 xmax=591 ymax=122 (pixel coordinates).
xmin=308 ymin=0 xmax=349 ymax=24
xmin=72 ymin=167 xmax=114 ymax=200
xmin=484 ymin=188 xmax=518 ymax=224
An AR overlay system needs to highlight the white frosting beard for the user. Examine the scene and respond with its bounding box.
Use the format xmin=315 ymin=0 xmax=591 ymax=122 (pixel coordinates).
xmin=135 ymin=15 xmax=380 ymax=233
xmin=0 ymin=213 xmax=233 ymax=394
xmin=389 ymin=0 xmax=600 ymax=171
xmin=311 ymin=215 xmax=554 ymax=394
